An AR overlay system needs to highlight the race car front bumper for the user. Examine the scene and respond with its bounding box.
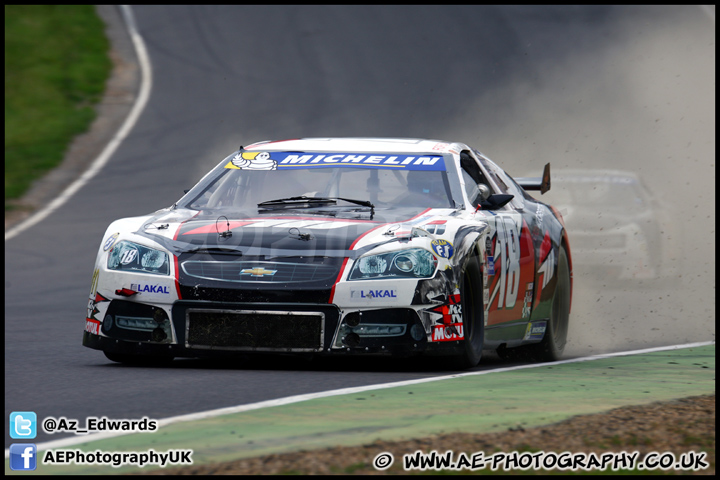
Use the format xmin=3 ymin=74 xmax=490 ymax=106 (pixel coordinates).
xmin=82 ymin=299 xmax=463 ymax=358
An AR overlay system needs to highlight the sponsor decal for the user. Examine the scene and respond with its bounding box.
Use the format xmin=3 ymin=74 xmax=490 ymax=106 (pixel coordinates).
xmin=225 ymin=152 xmax=445 ymax=171
xmin=429 ymin=293 xmax=464 ymax=341
xmin=523 ymin=320 xmax=547 ymax=340
xmin=240 ymin=267 xmax=277 ymax=277
xmin=523 ymin=322 xmax=532 ymax=340
xmin=350 ymin=289 xmax=398 ymax=299
xmin=103 ymin=233 xmax=119 ymax=251
xmin=487 ymin=255 xmax=495 ymax=275
xmin=84 ymin=319 xmax=101 ymax=335
xmin=432 ymin=293 xmax=462 ymax=323
xmin=522 ymin=282 xmax=534 ymax=318
xmin=230 ymin=151 xmax=278 ymax=170
xmin=432 ymin=323 xmax=464 ymax=342
xmin=130 ymin=283 xmax=171 ymax=294
xmin=89 ymin=269 xmax=100 ymax=297
xmin=118 ymin=246 xmax=138 ymax=265
xmin=431 ymin=239 xmax=454 ymax=259
xmin=87 ymin=292 xmax=109 ymax=321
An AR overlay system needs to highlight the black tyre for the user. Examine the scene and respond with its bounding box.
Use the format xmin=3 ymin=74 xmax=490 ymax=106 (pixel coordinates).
xmin=527 ymin=243 xmax=571 ymax=361
xmin=104 ymin=351 xmax=174 ymax=366
xmin=447 ymin=254 xmax=485 ymax=369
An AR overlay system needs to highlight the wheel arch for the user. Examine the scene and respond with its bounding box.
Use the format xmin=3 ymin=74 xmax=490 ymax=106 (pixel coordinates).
xmin=558 ymin=228 xmax=573 ymax=314
xmin=548 ymin=204 xmax=573 ymax=314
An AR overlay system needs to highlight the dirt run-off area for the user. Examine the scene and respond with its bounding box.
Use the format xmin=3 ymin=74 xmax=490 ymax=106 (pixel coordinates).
xmin=140 ymin=394 xmax=714 ymax=475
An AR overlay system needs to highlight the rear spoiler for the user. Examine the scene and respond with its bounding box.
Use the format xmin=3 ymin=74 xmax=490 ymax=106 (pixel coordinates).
xmin=516 ymin=163 xmax=551 ymax=194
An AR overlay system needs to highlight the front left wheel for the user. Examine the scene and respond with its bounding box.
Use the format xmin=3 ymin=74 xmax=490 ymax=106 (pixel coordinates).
xmin=447 ymin=253 xmax=485 ymax=369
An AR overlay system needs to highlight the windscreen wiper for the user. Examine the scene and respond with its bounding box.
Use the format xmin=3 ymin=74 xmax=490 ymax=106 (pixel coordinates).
xmin=258 ymin=196 xmax=375 ymax=219
xmin=258 ymin=196 xmax=374 ymax=210
xmin=257 ymin=195 xmax=337 ymax=208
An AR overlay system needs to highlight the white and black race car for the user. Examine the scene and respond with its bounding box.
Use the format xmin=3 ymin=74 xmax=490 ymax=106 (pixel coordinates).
xmin=83 ymin=138 xmax=572 ymax=368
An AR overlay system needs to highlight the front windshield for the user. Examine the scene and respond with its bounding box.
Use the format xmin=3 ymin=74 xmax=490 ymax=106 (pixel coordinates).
xmin=180 ymin=151 xmax=454 ymax=211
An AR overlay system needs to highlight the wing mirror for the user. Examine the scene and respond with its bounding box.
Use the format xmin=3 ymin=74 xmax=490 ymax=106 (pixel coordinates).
xmin=474 ymin=184 xmax=514 ymax=210
xmin=482 ymin=194 xmax=514 ymax=210
xmin=477 ymin=184 xmax=491 ymax=202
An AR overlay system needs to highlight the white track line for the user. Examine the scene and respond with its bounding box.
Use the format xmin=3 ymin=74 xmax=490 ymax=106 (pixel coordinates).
xmin=5 ymin=5 xmax=151 ymax=242
xmin=5 ymin=341 xmax=714 ymax=456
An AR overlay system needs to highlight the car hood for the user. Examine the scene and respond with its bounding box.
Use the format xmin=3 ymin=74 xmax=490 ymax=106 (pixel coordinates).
xmin=127 ymin=206 xmax=456 ymax=259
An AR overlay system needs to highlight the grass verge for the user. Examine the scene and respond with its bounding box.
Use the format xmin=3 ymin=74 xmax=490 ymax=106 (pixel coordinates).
xmin=4 ymin=5 xmax=111 ymax=209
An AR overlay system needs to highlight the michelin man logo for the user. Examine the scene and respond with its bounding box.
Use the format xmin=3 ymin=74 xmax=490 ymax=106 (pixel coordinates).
xmin=231 ymin=151 xmax=277 ymax=170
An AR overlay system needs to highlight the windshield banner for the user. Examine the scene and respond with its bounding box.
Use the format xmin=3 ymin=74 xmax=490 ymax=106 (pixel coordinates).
xmin=224 ymin=151 xmax=446 ymax=171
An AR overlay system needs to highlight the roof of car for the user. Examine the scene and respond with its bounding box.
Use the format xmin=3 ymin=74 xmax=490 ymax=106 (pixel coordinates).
xmin=244 ymin=137 xmax=462 ymax=154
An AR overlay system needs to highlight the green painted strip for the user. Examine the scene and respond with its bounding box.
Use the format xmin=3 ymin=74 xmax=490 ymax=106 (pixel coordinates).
xmin=6 ymin=344 xmax=714 ymax=475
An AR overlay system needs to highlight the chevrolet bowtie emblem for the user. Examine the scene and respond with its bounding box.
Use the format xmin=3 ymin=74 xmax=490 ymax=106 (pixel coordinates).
xmin=241 ymin=267 xmax=278 ymax=277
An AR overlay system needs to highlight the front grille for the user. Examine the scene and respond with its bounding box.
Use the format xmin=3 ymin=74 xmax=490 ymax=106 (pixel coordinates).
xmin=181 ymin=261 xmax=339 ymax=283
xmin=186 ymin=309 xmax=324 ymax=352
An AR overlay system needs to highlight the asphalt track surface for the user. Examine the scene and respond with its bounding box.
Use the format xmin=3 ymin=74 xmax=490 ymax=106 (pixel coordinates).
xmin=4 ymin=6 xmax=715 ymax=450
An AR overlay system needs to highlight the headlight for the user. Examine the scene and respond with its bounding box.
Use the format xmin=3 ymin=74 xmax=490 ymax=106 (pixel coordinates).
xmin=107 ymin=241 xmax=170 ymax=276
xmin=349 ymin=248 xmax=437 ymax=280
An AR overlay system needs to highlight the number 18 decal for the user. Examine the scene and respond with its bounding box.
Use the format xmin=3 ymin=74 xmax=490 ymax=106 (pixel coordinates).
xmin=487 ymin=216 xmax=534 ymax=325
xmin=497 ymin=217 xmax=520 ymax=309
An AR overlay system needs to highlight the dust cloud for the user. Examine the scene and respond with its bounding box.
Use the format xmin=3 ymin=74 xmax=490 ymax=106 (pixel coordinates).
xmin=443 ymin=8 xmax=715 ymax=356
